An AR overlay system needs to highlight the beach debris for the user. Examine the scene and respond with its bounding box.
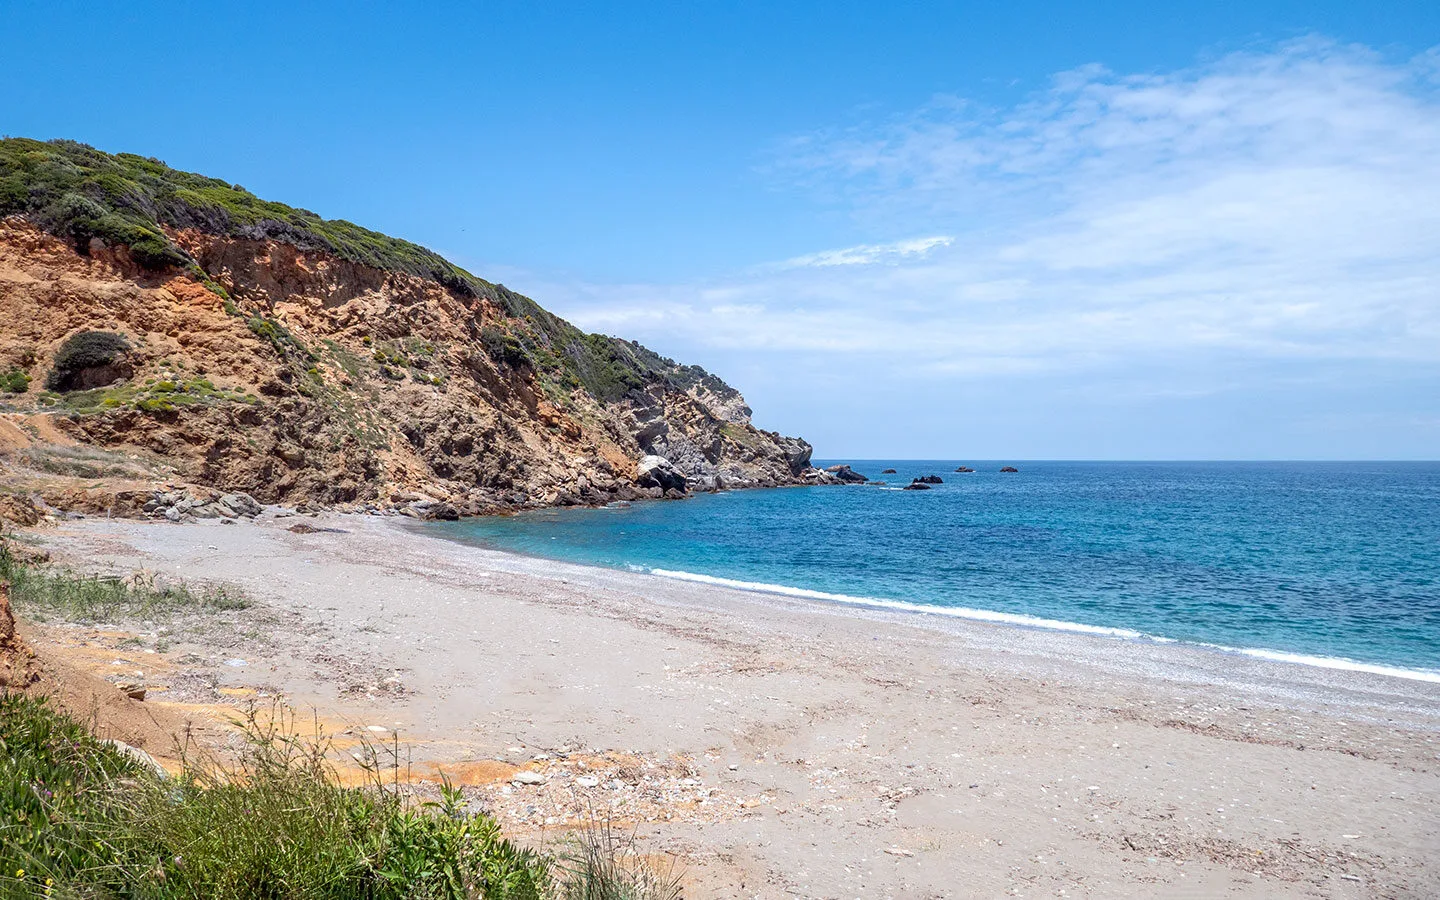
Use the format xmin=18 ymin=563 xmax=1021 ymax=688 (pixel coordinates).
xmin=115 ymin=680 xmax=146 ymax=701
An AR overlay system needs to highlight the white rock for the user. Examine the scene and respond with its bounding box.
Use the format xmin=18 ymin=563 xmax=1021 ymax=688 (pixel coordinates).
xmin=512 ymin=770 xmax=546 ymax=785
xmin=575 ymin=775 xmax=600 ymax=788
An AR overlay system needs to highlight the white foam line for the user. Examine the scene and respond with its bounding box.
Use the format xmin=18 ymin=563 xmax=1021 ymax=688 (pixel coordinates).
xmin=646 ymin=568 xmax=1144 ymax=638
xmin=1216 ymin=646 xmax=1440 ymax=684
xmin=643 ymin=568 xmax=1440 ymax=684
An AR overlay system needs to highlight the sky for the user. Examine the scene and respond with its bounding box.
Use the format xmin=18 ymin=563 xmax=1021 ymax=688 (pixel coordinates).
xmin=4 ymin=1 xmax=1439 ymax=459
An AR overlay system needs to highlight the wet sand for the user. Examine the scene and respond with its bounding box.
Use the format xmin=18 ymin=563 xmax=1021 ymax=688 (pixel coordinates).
xmin=24 ymin=514 xmax=1440 ymax=898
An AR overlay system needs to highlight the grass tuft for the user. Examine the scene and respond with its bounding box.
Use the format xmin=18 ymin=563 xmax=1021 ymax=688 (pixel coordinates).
xmin=0 ymin=543 xmax=248 ymax=622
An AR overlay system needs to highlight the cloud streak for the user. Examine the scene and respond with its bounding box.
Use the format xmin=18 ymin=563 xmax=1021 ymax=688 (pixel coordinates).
xmin=506 ymin=38 xmax=1440 ymax=453
xmin=541 ymin=40 xmax=1440 ymax=376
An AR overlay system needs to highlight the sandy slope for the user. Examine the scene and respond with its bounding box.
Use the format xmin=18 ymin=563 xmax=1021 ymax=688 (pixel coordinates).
xmin=21 ymin=514 xmax=1440 ymax=899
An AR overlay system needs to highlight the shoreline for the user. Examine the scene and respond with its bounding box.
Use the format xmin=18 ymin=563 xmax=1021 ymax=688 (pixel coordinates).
xmin=17 ymin=513 xmax=1440 ymax=897
xmin=418 ymin=518 xmax=1440 ymax=691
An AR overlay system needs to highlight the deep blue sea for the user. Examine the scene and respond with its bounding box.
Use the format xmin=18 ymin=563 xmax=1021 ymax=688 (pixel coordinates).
xmin=430 ymin=461 xmax=1440 ymax=681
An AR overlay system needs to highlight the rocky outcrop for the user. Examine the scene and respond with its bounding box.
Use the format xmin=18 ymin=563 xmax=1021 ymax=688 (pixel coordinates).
xmin=1000 ymin=466 xmax=1019 ymax=473
xmin=914 ymin=475 xmax=944 ymax=485
xmin=824 ymin=464 xmax=868 ymax=483
xmin=636 ymin=455 xmax=687 ymax=493
xmin=0 ymin=220 xmax=818 ymax=514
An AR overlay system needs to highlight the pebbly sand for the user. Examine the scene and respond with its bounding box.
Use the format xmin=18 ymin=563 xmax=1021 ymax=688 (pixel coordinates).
xmin=20 ymin=513 xmax=1440 ymax=899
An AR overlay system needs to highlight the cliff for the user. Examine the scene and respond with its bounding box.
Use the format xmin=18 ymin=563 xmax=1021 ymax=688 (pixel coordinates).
xmin=0 ymin=138 xmax=818 ymax=517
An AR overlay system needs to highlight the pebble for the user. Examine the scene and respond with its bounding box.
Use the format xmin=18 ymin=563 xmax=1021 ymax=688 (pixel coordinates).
xmin=511 ymin=770 xmax=545 ymax=785
xmin=575 ymin=775 xmax=600 ymax=788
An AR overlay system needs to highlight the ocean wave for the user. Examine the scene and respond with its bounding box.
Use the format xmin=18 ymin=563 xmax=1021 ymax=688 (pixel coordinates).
xmin=1212 ymin=646 xmax=1440 ymax=684
xmin=645 ymin=568 xmax=1145 ymax=638
xmin=642 ymin=567 xmax=1440 ymax=684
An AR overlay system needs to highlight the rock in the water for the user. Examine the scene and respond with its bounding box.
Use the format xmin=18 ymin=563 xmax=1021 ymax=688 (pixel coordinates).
xmin=1000 ymin=466 xmax=1019 ymax=473
xmin=902 ymin=481 xmax=933 ymax=491
xmin=636 ymin=455 xmax=688 ymax=493
xmin=954 ymin=466 xmax=974 ymax=473
xmin=914 ymin=475 xmax=943 ymax=484
xmin=882 ymin=468 xmax=897 ymax=474
xmin=824 ymin=464 xmax=868 ymax=483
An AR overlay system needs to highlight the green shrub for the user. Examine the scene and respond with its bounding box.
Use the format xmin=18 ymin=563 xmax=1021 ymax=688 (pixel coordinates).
xmin=481 ymin=326 xmax=530 ymax=368
xmin=44 ymin=330 xmax=131 ymax=392
xmin=0 ymin=369 xmax=30 ymax=393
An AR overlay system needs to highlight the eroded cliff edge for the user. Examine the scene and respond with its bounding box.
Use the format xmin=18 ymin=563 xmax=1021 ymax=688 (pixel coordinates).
xmin=0 ymin=139 xmax=822 ymax=518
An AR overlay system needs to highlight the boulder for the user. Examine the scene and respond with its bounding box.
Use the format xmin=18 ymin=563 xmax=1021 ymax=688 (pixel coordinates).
xmin=915 ymin=475 xmax=943 ymax=485
xmin=954 ymin=466 xmax=974 ymax=473
xmin=1000 ymin=466 xmax=1019 ymax=473
xmin=824 ymin=464 xmax=868 ymax=483
xmin=218 ymin=493 xmax=262 ymax=518
xmin=636 ymin=455 xmax=687 ymax=493
xmin=902 ymin=482 xmax=932 ymax=491
xmin=881 ymin=468 xmax=897 ymax=474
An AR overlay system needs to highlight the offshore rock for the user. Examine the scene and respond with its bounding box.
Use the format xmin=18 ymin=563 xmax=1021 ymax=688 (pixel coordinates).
xmin=824 ymin=464 xmax=868 ymax=483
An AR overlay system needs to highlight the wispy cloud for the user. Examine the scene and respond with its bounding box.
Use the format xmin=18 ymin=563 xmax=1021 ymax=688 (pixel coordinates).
xmin=502 ymin=38 xmax=1440 ymax=452
xmin=536 ymin=39 xmax=1440 ymax=377
xmin=777 ymin=235 xmax=953 ymax=269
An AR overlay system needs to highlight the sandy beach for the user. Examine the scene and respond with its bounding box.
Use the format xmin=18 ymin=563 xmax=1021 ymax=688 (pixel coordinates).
xmin=18 ymin=513 xmax=1440 ymax=899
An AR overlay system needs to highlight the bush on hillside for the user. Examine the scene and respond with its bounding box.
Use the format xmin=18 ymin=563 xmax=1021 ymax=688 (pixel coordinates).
xmin=45 ymin=330 xmax=131 ymax=392
xmin=0 ymin=369 xmax=30 ymax=393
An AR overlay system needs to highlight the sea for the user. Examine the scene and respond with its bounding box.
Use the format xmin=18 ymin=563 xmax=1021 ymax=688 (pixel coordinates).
xmin=429 ymin=461 xmax=1440 ymax=682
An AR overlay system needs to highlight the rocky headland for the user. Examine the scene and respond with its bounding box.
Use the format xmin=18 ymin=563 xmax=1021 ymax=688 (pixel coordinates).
xmin=0 ymin=138 xmax=849 ymax=523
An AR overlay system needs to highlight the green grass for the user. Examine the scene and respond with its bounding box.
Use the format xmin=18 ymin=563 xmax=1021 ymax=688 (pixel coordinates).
xmin=0 ymin=695 xmax=551 ymax=899
xmin=34 ymin=377 xmax=255 ymax=417
xmin=0 ymin=543 xmax=248 ymax=623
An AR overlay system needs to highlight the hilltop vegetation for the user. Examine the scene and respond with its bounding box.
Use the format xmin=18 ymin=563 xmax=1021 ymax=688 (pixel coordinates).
xmin=0 ymin=137 xmax=739 ymax=406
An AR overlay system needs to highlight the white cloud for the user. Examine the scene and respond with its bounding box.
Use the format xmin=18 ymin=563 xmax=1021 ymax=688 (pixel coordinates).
xmin=519 ymin=39 xmax=1440 ymax=392
xmin=778 ymin=235 xmax=953 ymax=268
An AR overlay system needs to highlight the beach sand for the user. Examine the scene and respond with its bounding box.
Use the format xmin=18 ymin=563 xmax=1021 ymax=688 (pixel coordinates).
xmin=20 ymin=514 xmax=1440 ymax=898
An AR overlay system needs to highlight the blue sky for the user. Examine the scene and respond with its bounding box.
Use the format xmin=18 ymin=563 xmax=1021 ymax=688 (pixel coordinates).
xmin=4 ymin=2 xmax=1439 ymax=458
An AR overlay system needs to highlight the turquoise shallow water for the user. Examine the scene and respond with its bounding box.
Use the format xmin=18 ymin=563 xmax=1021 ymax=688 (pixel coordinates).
xmin=429 ymin=461 xmax=1440 ymax=679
